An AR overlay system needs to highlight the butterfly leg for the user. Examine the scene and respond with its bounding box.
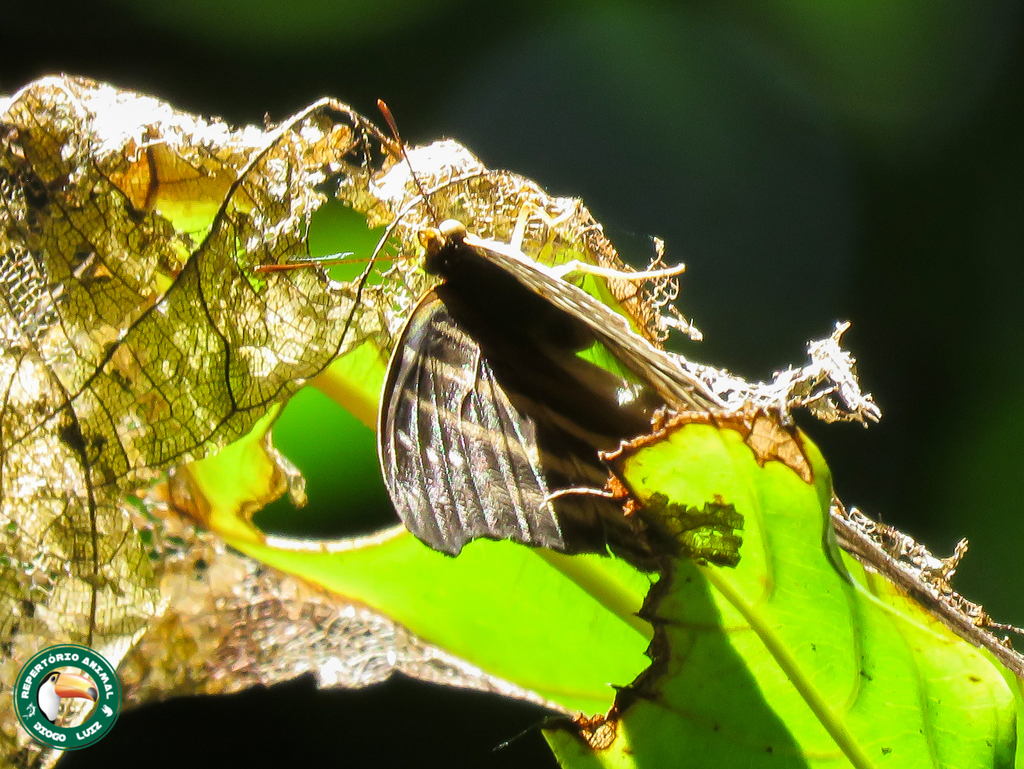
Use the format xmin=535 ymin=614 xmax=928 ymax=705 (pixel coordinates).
xmin=548 ymin=260 xmax=689 ymax=282
xmin=544 ymin=486 xmax=620 ymax=504
xmin=254 ymin=251 xmax=356 ymax=273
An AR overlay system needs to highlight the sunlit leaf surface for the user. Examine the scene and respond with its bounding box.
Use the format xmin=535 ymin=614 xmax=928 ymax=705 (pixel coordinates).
xmin=546 ymin=414 xmax=1016 ymax=768
xmin=1 ymin=77 xmax=1020 ymax=769
xmin=161 ymin=397 xmax=653 ymax=715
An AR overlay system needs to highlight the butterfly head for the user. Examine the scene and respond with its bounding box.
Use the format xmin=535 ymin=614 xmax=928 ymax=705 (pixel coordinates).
xmin=419 ymin=219 xmax=469 ymax=276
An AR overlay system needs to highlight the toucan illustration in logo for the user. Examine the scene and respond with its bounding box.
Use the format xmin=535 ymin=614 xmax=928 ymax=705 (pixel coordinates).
xmin=36 ymin=671 xmax=98 ymax=724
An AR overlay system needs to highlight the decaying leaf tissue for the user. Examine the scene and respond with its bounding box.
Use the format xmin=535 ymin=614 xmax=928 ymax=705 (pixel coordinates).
xmin=0 ymin=76 xmax=387 ymax=766
xmin=1 ymin=76 xmax=1020 ymax=768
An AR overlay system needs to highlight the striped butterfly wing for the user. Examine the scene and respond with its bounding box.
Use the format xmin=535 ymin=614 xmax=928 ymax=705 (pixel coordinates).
xmin=380 ymin=224 xmax=671 ymax=564
xmin=379 ymin=291 xmax=565 ymax=555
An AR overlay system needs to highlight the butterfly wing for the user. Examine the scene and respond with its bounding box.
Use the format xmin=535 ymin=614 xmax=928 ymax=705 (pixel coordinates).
xmin=379 ymin=291 xmax=565 ymax=555
xmin=461 ymin=233 xmax=721 ymax=412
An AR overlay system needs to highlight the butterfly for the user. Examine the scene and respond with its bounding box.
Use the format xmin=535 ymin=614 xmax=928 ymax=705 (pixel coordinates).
xmin=375 ymin=179 xmax=720 ymax=566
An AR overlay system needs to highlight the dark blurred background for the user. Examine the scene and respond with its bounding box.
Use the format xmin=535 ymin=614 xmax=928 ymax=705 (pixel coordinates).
xmin=5 ymin=0 xmax=1024 ymax=766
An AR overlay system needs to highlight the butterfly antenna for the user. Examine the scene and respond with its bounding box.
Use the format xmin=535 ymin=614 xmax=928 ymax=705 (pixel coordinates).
xmin=253 ymin=252 xmax=358 ymax=274
xmin=377 ymin=99 xmax=440 ymax=223
xmin=492 ymin=715 xmax=554 ymax=753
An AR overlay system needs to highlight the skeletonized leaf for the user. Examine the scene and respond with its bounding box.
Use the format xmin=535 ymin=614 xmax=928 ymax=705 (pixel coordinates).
xmin=121 ymin=482 xmax=565 ymax=713
xmin=0 ymin=76 xmax=386 ymax=766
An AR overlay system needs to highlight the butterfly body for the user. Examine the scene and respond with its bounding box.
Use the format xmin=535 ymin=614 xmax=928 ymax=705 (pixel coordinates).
xmin=379 ymin=220 xmax=666 ymax=564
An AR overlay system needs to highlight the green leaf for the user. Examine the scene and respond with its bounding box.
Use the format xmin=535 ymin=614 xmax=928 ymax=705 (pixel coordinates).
xmin=545 ymin=416 xmax=1016 ymax=768
xmin=173 ymin=372 xmax=652 ymax=715
xmin=224 ymin=532 xmax=652 ymax=715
